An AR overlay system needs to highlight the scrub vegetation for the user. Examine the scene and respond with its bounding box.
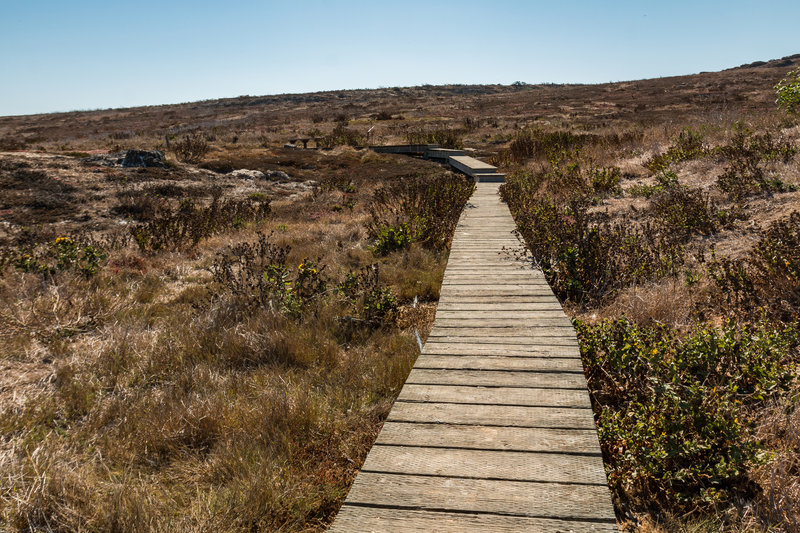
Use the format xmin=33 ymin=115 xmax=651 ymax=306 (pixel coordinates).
xmin=1 ymin=53 xmax=799 ymax=531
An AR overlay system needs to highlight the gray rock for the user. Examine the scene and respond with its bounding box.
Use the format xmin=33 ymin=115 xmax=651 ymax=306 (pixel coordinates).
xmin=82 ymin=151 xmax=125 ymax=167
xmin=264 ymin=170 xmax=291 ymax=181
xmin=122 ymin=150 xmax=165 ymax=168
xmin=229 ymin=169 xmax=266 ymax=180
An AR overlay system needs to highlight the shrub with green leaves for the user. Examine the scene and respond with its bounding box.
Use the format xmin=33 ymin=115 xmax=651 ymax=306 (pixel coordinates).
xmin=404 ymin=127 xmax=464 ymax=149
xmin=336 ymin=265 xmax=398 ymax=326
xmin=577 ymin=317 xmax=799 ymax=516
xmin=644 ymin=128 xmax=707 ymax=173
xmin=173 ymin=133 xmax=210 ymax=163
xmin=716 ymin=127 xmax=797 ymax=198
xmin=130 ymin=194 xmax=271 ymax=253
xmin=628 ymin=169 xmax=680 ymax=198
xmin=707 ymin=211 xmax=800 ymax=321
xmin=318 ymin=124 xmax=365 ymax=148
xmin=13 ymin=236 xmax=107 ymax=278
xmin=505 ymin=127 xmax=591 ymax=164
xmin=650 ymin=185 xmax=722 ymax=238
xmin=775 ymin=66 xmax=800 ymax=114
xmin=368 ymin=174 xmax=473 ymax=254
xmin=371 ymin=223 xmax=416 ymax=256
xmin=589 ymin=166 xmax=622 ymax=196
xmin=501 ymin=179 xmax=685 ymax=304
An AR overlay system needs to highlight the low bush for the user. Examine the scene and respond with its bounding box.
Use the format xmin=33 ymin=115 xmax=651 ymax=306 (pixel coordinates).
xmin=173 ymin=133 xmax=211 ymax=163
xmin=627 ymin=169 xmax=680 ymax=198
xmin=318 ymin=125 xmax=365 ymax=149
xmin=506 ymin=127 xmax=591 ymax=164
xmin=706 ymin=211 xmax=800 ymax=321
xmin=336 ymin=265 xmax=398 ymax=326
xmin=650 ymin=185 xmax=722 ymax=238
xmin=502 ymin=177 xmax=685 ymax=305
xmin=589 ymin=166 xmax=622 ymax=196
xmin=578 ymin=317 xmax=799 ymax=517
xmin=644 ymin=127 xmax=707 ymax=173
xmin=775 ymin=65 xmax=800 ymax=114
xmin=716 ymin=127 xmax=797 ymax=198
xmin=404 ymin=127 xmax=464 ymax=149
xmin=130 ymin=194 xmax=271 ymax=253
xmin=368 ymin=174 xmax=473 ymax=254
xmin=13 ymin=236 xmax=107 ymax=279
xmin=211 ymin=234 xmax=398 ymax=330
xmin=370 ymin=223 xmax=415 ymax=256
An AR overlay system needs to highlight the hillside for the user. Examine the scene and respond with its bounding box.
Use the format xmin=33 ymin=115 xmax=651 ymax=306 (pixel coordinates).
xmin=1 ymin=55 xmax=799 ymax=532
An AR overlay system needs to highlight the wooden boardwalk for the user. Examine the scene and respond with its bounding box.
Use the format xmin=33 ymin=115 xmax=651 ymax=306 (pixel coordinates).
xmin=330 ymin=183 xmax=616 ymax=532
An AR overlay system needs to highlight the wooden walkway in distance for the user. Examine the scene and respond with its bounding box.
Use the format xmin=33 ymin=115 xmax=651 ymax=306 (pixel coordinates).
xmin=329 ymin=183 xmax=616 ymax=532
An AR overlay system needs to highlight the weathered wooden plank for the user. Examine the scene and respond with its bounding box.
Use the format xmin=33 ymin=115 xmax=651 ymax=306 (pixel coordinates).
xmin=414 ymin=354 xmax=584 ymax=372
xmin=388 ymin=402 xmax=597 ymax=429
xmin=397 ymin=384 xmax=590 ymax=407
xmin=375 ymin=422 xmax=602 ymax=454
xmin=422 ymin=344 xmax=580 ymax=358
xmin=442 ymin=277 xmax=548 ymax=283
xmin=436 ymin=295 xmax=561 ymax=303
xmin=341 ymin=472 xmax=616 ymax=521
xmin=439 ymin=290 xmax=559 ymax=298
xmin=434 ymin=318 xmax=573 ymax=328
xmin=406 ymin=368 xmax=588 ymax=389
xmin=329 ymin=506 xmax=618 ymax=532
xmin=424 ymin=336 xmax=580 ymax=346
xmin=422 ymin=339 xmax=581 ymax=361
xmin=430 ymin=325 xmax=575 ymax=333
xmin=434 ymin=310 xmax=567 ymax=319
xmin=435 ymin=302 xmax=564 ymax=311
xmin=404 ymin=367 xmax=586 ymax=388
xmin=428 ymin=328 xmax=578 ymax=337
xmin=361 ymin=445 xmax=609 ymax=485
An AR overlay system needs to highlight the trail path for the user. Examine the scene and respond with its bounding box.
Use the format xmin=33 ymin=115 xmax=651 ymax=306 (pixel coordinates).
xmin=330 ymin=181 xmax=616 ymax=531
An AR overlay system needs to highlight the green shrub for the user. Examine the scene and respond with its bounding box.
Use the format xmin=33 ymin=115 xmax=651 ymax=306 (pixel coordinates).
xmin=13 ymin=236 xmax=107 ymax=278
xmin=589 ymin=166 xmax=622 ymax=196
xmin=336 ymin=265 xmax=398 ymax=326
xmin=318 ymin=125 xmax=365 ymax=148
xmin=650 ymin=186 xmax=721 ymax=238
xmin=368 ymin=174 xmax=473 ymax=253
xmin=577 ymin=318 xmax=798 ymax=516
xmin=716 ymin=127 xmax=797 ymax=198
xmin=130 ymin=194 xmax=271 ymax=253
xmin=629 ymin=169 xmax=680 ymax=198
xmin=501 ymin=178 xmax=684 ymax=304
xmin=371 ymin=223 xmax=415 ymax=256
xmin=644 ymin=128 xmax=707 ymax=173
xmin=706 ymin=211 xmax=800 ymax=321
xmin=210 ymin=233 xmax=292 ymax=312
xmin=404 ymin=127 xmax=464 ymax=149
xmin=775 ymin=66 xmax=800 ymax=114
xmin=506 ymin=128 xmax=591 ymax=164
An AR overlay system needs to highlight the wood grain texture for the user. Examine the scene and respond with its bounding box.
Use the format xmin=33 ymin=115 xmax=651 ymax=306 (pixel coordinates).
xmin=405 ymin=368 xmax=589 ymax=389
xmin=341 ymin=472 xmax=616 ymax=520
xmin=375 ymin=422 xmax=602 ymax=453
xmin=413 ymin=354 xmax=585 ymax=372
xmin=388 ymin=402 xmax=598 ymax=429
xmin=397 ymin=384 xmax=591 ymax=407
xmin=329 ymin=507 xmax=617 ymax=533
xmin=360 ymin=445 xmax=609 ymax=485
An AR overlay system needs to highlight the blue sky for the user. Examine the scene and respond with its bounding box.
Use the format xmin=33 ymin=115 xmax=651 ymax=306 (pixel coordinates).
xmin=1 ymin=0 xmax=798 ymax=116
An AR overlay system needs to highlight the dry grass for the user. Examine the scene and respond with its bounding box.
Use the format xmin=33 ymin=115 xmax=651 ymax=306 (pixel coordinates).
xmin=1 ymin=53 xmax=799 ymax=532
xmin=592 ymin=277 xmax=699 ymax=330
xmin=0 ymin=145 xmax=454 ymax=530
